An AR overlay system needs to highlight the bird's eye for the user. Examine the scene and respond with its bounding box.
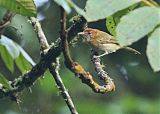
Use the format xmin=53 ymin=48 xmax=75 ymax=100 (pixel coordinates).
xmin=88 ymin=32 xmax=91 ymax=35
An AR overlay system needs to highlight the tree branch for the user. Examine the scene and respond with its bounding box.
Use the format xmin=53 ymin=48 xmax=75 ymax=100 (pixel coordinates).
xmin=49 ymin=59 xmax=78 ymax=114
xmin=0 ymin=10 xmax=15 ymax=35
xmin=91 ymin=50 xmax=115 ymax=92
xmin=59 ymin=7 xmax=78 ymax=114
xmin=60 ymin=12 xmax=115 ymax=93
xmin=30 ymin=16 xmax=78 ymax=114
xmin=0 ymin=15 xmax=86 ymax=99
xmin=30 ymin=17 xmax=49 ymax=51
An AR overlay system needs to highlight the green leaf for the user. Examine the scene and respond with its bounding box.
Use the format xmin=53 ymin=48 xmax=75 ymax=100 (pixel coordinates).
xmin=0 ymin=45 xmax=14 ymax=73
xmin=0 ymin=0 xmax=37 ymax=17
xmin=0 ymin=35 xmax=20 ymax=59
xmin=15 ymin=53 xmax=32 ymax=74
xmin=16 ymin=44 xmax=35 ymax=66
xmin=106 ymin=16 xmax=117 ymax=36
xmin=0 ymin=73 xmax=11 ymax=89
xmin=54 ymin=0 xmax=71 ymax=14
xmin=66 ymin=0 xmax=85 ymax=16
xmin=116 ymin=7 xmax=160 ymax=46
xmin=0 ymin=35 xmax=35 ymax=73
xmin=146 ymin=27 xmax=160 ymax=72
xmin=106 ymin=4 xmax=138 ymax=36
xmin=69 ymin=0 xmax=141 ymax=22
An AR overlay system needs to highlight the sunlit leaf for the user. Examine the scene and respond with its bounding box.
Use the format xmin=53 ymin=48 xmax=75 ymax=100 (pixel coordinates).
xmin=0 ymin=36 xmax=35 ymax=73
xmin=0 ymin=45 xmax=14 ymax=73
xmin=106 ymin=16 xmax=117 ymax=36
xmin=66 ymin=0 xmax=85 ymax=16
xmin=140 ymin=0 xmax=160 ymax=7
xmin=106 ymin=4 xmax=138 ymax=36
xmin=34 ymin=0 xmax=49 ymax=8
xmin=0 ymin=35 xmax=20 ymax=59
xmin=116 ymin=7 xmax=160 ymax=46
xmin=86 ymin=0 xmax=141 ymax=22
xmin=16 ymin=44 xmax=35 ymax=66
xmin=15 ymin=53 xmax=32 ymax=74
xmin=146 ymin=27 xmax=160 ymax=72
xmin=0 ymin=0 xmax=37 ymax=16
xmin=68 ymin=0 xmax=141 ymax=22
xmin=0 ymin=73 xmax=11 ymax=89
xmin=54 ymin=0 xmax=71 ymax=14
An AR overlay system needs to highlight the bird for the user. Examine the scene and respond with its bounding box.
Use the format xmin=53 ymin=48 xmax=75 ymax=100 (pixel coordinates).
xmin=78 ymin=28 xmax=140 ymax=58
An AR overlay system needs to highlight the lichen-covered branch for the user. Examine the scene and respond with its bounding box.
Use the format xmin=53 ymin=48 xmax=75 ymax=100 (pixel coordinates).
xmin=0 ymin=51 xmax=51 ymax=99
xmin=49 ymin=58 xmax=78 ymax=114
xmin=30 ymin=17 xmax=49 ymax=51
xmin=60 ymin=12 xmax=115 ymax=93
xmin=30 ymin=16 xmax=78 ymax=114
xmin=59 ymin=7 xmax=78 ymax=114
xmin=91 ymin=50 xmax=115 ymax=92
xmin=0 ymin=15 xmax=86 ymax=99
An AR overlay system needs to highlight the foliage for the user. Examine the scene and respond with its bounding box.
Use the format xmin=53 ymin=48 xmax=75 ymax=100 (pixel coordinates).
xmin=116 ymin=6 xmax=160 ymax=71
xmin=0 ymin=0 xmax=159 ymax=114
xmin=106 ymin=4 xmax=138 ymax=36
xmin=53 ymin=0 xmax=160 ymax=72
xmin=116 ymin=7 xmax=160 ymax=46
xmin=0 ymin=0 xmax=158 ymax=72
xmin=54 ymin=0 xmax=71 ymax=14
xmin=0 ymin=73 xmax=11 ymax=89
xmin=0 ymin=36 xmax=34 ymax=73
xmin=74 ymin=0 xmax=141 ymax=22
xmin=0 ymin=45 xmax=14 ymax=72
xmin=147 ymin=27 xmax=160 ymax=71
xmin=0 ymin=0 xmax=37 ymax=16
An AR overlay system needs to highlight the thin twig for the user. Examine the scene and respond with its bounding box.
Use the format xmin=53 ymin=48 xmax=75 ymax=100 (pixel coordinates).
xmin=91 ymin=50 xmax=115 ymax=92
xmin=0 ymin=10 xmax=15 ymax=34
xmin=49 ymin=58 xmax=78 ymax=114
xmin=30 ymin=17 xmax=49 ymax=51
xmin=59 ymin=7 xmax=78 ymax=114
xmin=60 ymin=10 xmax=115 ymax=93
xmin=30 ymin=17 xmax=78 ymax=114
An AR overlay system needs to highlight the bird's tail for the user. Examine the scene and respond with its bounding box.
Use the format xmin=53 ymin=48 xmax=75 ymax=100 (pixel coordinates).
xmin=123 ymin=47 xmax=141 ymax=55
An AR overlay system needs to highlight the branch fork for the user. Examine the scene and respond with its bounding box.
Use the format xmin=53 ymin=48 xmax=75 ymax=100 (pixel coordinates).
xmin=0 ymin=5 xmax=115 ymax=114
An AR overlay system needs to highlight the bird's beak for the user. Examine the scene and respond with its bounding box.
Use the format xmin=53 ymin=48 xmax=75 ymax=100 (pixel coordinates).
xmin=78 ymin=32 xmax=90 ymax=42
xmin=78 ymin=32 xmax=87 ymax=42
xmin=78 ymin=32 xmax=85 ymax=36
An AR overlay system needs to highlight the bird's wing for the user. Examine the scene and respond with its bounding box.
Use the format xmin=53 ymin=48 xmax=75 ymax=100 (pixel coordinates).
xmin=97 ymin=32 xmax=119 ymax=45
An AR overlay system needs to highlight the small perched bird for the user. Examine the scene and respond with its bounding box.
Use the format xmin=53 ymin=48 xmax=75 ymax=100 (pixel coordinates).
xmin=78 ymin=28 xmax=140 ymax=57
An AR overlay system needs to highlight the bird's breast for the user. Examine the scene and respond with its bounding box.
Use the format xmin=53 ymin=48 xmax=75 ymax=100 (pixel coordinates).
xmin=98 ymin=43 xmax=120 ymax=53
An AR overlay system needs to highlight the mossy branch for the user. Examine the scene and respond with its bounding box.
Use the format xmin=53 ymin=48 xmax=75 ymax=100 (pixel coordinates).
xmin=0 ymin=15 xmax=86 ymax=99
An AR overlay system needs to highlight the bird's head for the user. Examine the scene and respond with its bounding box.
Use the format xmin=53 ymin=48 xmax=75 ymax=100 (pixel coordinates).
xmin=78 ymin=28 xmax=98 ymax=42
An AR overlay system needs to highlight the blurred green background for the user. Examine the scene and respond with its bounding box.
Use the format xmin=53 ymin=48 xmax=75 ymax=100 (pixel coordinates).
xmin=0 ymin=0 xmax=160 ymax=114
